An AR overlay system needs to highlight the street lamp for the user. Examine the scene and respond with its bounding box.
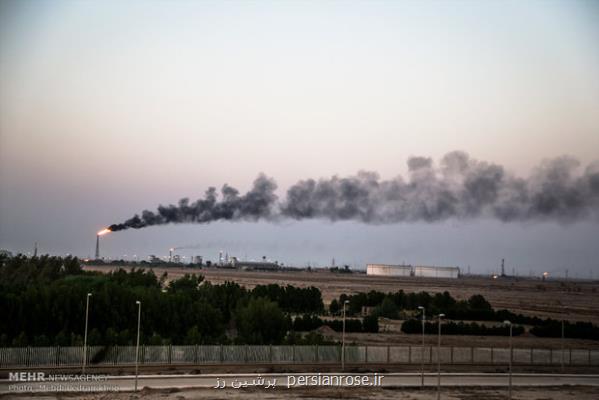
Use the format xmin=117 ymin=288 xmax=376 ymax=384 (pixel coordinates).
xmin=135 ymin=300 xmax=141 ymax=392
xmin=504 ymin=320 xmax=513 ymax=400
xmin=418 ymin=306 xmax=426 ymax=387
xmin=561 ymin=317 xmax=565 ymax=372
xmin=342 ymin=300 xmax=349 ymax=371
xmin=436 ymin=313 xmax=445 ymax=400
xmin=82 ymin=293 xmax=92 ymax=374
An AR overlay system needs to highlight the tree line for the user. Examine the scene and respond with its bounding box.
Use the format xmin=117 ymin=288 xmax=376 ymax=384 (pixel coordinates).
xmin=330 ymin=290 xmax=599 ymax=340
xmin=0 ymin=255 xmax=323 ymax=346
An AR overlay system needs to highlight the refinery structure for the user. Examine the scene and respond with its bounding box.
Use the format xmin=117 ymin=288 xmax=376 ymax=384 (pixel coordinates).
xmin=367 ymin=263 xmax=460 ymax=278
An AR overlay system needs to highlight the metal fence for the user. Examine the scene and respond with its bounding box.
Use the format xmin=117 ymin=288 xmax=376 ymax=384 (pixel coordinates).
xmin=1 ymin=345 xmax=597 ymax=368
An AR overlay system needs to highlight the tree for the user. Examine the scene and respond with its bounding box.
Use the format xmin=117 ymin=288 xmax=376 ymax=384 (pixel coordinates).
xmin=234 ymin=297 xmax=288 ymax=344
xmin=374 ymin=296 xmax=399 ymax=319
xmin=329 ymin=299 xmax=340 ymax=315
xmin=362 ymin=315 xmax=379 ymax=333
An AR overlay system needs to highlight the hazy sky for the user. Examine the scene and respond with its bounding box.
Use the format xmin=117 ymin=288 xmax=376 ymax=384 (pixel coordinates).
xmin=1 ymin=0 xmax=598 ymax=276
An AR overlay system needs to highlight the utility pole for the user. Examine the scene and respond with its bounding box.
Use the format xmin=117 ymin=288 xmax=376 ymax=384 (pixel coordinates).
xmin=135 ymin=300 xmax=141 ymax=391
xmin=418 ymin=306 xmax=426 ymax=388
xmin=437 ymin=314 xmax=445 ymax=400
xmin=341 ymin=300 xmax=349 ymax=371
xmin=82 ymin=293 xmax=92 ymax=374
xmin=504 ymin=320 xmax=513 ymax=400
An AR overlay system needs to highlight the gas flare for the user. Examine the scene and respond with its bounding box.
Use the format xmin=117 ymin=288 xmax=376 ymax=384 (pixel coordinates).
xmin=97 ymin=228 xmax=111 ymax=236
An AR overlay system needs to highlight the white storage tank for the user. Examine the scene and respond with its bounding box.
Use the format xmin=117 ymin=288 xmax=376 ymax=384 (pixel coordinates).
xmin=413 ymin=265 xmax=460 ymax=278
xmin=367 ymin=264 xmax=412 ymax=277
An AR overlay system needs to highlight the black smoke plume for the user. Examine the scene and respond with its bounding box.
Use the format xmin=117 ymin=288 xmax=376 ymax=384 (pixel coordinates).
xmin=108 ymin=151 xmax=599 ymax=231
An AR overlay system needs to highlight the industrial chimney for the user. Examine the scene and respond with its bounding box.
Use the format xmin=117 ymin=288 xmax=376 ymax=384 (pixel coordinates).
xmin=95 ymin=235 xmax=100 ymax=260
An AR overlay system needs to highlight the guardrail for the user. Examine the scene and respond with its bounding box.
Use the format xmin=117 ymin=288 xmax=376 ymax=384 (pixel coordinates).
xmin=1 ymin=345 xmax=598 ymax=368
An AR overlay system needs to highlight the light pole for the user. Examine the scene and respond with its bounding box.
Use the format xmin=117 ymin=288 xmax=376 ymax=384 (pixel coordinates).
xmin=504 ymin=320 xmax=513 ymax=400
xmin=82 ymin=293 xmax=92 ymax=374
xmin=342 ymin=300 xmax=349 ymax=371
xmin=561 ymin=318 xmax=565 ymax=372
xmin=436 ymin=313 xmax=445 ymax=400
xmin=135 ymin=300 xmax=141 ymax=392
xmin=418 ymin=306 xmax=426 ymax=388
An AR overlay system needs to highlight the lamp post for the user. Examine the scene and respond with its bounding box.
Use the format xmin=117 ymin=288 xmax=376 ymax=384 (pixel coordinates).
xmin=341 ymin=300 xmax=349 ymax=371
xmin=418 ymin=306 xmax=426 ymax=387
xmin=436 ymin=313 xmax=445 ymax=400
xmin=82 ymin=293 xmax=92 ymax=374
xmin=504 ymin=320 xmax=513 ymax=400
xmin=561 ymin=318 xmax=565 ymax=372
xmin=135 ymin=300 xmax=141 ymax=392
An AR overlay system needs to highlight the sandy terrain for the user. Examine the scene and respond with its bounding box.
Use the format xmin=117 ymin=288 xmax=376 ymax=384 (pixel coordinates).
xmin=2 ymin=386 xmax=599 ymax=400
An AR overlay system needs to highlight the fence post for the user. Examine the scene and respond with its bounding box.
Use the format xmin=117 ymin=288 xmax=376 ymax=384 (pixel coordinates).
xmin=589 ymin=349 xmax=592 ymax=366
xmin=429 ymin=345 xmax=432 ymax=364
xmin=194 ymin=344 xmax=198 ymax=364
xmin=168 ymin=344 xmax=172 ymax=365
xmin=386 ymin=345 xmax=390 ymax=364
xmin=26 ymin=346 xmax=31 ymax=367
xmin=56 ymin=346 xmax=60 ymax=366
xmin=470 ymin=347 xmax=474 ymax=363
xmin=269 ymin=345 xmax=273 ymax=363
xmin=292 ymin=345 xmax=296 ymax=363
xmin=365 ymin=345 xmax=368 ymax=364
xmin=220 ymin=344 xmax=223 ymax=363
xmin=450 ymin=346 xmax=454 ymax=364
xmin=531 ymin=348 xmax=533 ymax=364
xmin=245 ymin=345 xmax=248 ymax=363
xmin=315 ymin=345 xmax=318 ymax=363
xmin=491 ymin=347 xmax=494 ymax=364
xmin=408 ymin=346 xmax=412 ymax=364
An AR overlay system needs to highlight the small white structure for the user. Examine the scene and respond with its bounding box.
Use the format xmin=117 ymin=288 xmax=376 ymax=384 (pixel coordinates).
xmin=367 ymin=264 xmax=412 ymax=277
xmin=413 ymin=265 xmax=460 ymax=279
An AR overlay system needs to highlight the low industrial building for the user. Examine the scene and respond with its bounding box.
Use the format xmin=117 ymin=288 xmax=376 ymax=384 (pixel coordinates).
xmin=366 ymin=263 xmax=460 ymax=279
xmin=234 ymin=260 xmax=280 ymax=271
xmin=412 ymin=265 xmax=460 ymax=278
xmin=366 ymin=264 xmax=412 ymax=277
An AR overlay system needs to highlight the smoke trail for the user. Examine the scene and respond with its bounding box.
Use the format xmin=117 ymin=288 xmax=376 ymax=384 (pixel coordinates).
xmin=108 ymin=174 xmax=278 ymax=231
xmin=108 ymin=151 xmax=599 ymax=231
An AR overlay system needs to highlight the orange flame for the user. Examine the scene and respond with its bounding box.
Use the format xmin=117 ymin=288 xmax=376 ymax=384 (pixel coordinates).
xmin=97 ymin=228 xmax=111 ymax=236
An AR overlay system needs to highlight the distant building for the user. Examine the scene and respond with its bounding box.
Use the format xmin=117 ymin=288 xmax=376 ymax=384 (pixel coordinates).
xmin=367 ymin=263 xmax=460 ymax=279
xmin=235 ymin=261 xmax=279 ymax=271
xmin=367 ymin=264 xmax=412 ymax=277
xmin=0 ymin=249 xmax=13 ymax=257
xmin=148 ymin=255 xmax=162 ymax=264
xmin=412 ymin=265 xmax=460 ymax=278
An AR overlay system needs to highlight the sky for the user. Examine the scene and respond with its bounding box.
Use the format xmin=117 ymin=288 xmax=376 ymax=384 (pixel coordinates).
xmin=1 ymin=0 xmax=598 ymax=276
